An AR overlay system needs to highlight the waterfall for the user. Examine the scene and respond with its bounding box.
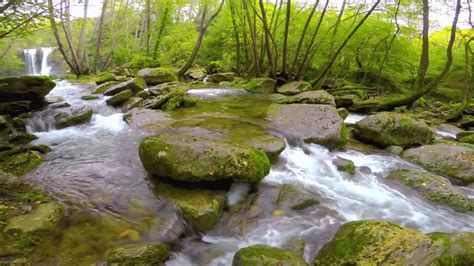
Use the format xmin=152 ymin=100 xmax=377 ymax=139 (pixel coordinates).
xmin=23 ymin=47 xmax=55 ymax=76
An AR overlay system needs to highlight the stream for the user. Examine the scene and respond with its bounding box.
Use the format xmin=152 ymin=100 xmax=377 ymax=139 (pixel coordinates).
xmin=23 ymin=80 xmax=474 ymax=264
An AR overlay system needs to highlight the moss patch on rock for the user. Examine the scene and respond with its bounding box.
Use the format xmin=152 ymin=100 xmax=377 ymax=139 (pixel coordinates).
xmin=232 ymin=244 xmax=308 ymax=266
xmin=244 ymin=78 xmax=276 ymax=94
xmin=106 ymin=243 xmax=170 ymax=266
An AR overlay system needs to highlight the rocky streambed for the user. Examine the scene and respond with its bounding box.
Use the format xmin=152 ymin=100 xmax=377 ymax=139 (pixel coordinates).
xmin=0 ymin=74 xmax=473 ymax=265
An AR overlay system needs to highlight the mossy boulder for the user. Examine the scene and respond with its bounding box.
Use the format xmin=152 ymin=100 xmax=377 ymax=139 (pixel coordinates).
xmin=385 ymin=169 xmax=473 ymax=212
xmin=314 ymin=220 xmax=440 ymax=265
xmin=139 ymin=132 xmax=270 ymax=182
xmin=81 ymin=95 xmax=99 ymax=101
xmin=276 ymin=81 xmax=312 ymax=95
xmin=232 ymin=244 xmax=308 ymax=266
xmin=0 ymin=151 xmax=44 ymax=176
xmin=136 ymin=90 xmax=151 ymax=99
xmin=154 ymin=181 xmax=227 ymax=231
xmin=246 ymin=134 xmax=286 ymax=162
xmin=244 ymin=78 xmax=276 ymax=94
xmin=93 ymin=81 xmax=120 ymax=94
xmin=353 ymin=112 xmax=434 ymax=148
xmin=3 ymin=202 xmax=64 ymax=237
xmin=208 ymin=72 xmax=235 ymax=83
xmin=103 ymin=78 xmax=146 ymax=96
xmin=457 ymin=131 xmax=474 ymax=144
xmin=278 ymin=90 xmax=336 ymax=107
xmin=277 ymin=184 xmax=319 ymax=211
xmin=106 ymin=89 xmax=132 ymax=107
xmin=268 ymin=104 xmax=347 ymax=148
xmin=334 ymin=94 xmax=361 ymax=108
xmin=332 ymin=157 xmax=356 ymax=174
xmin=401 ymin=144 xmax=474 ymax=185
xmin=95 ymin=73 xmax=117 ymax=85
xmin=54 ymin=106 xmax=93 ymax=129
xmin=0 ymin=76 xmax=55 ymax=103
xmin=105 ymin=243 xmax=170 ymax=266
xmin=137 ymin=67 xmax=178 ymax=86
xmin=337 ymin=107 xmax=349 ymax=119
xmin=121 ymin=97 xmax=143 ymax=112
xmin=428 ymin=232 xmax=474 ymax=265
xmin=185 ymin=67 xmax=206 ymax=80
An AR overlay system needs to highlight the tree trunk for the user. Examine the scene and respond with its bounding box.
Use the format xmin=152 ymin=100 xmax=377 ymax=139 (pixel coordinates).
xmin=281 ymin=0 xmax=290 ymax=75
xmin=243 ymin=0 xmax=260 ymax=77
xmin=93 ymin=0 xmax=109 ymax=73
xmin=311 ymin=0 xmax=381 ymax=87
xmin=78 ymin=0 xmax=89 ymax=73
xmin=259 ymin=0 xmax=275 ymax=77
xmin=153 ymin=3 xmax=171 ymax=60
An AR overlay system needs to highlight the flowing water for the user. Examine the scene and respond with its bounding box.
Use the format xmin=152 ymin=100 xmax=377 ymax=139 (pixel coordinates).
xmin=22 ymin=81 xmax=474 ymax=264
xmin=23 ymin=47 xmax=54 ymax=76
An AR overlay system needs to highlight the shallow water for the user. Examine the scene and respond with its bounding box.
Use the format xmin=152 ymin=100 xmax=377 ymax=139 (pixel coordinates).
xmin=24 ymin=83 xmax=474 ymax=264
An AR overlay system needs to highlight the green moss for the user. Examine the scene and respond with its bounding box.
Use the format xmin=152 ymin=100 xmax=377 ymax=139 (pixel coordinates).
xmin=0 ymin=151 xmax=44 ymax=176
xmin=106 ymin=89 xmax=132 ymax=107
xmin=93 ymin=81 xmax=120 ymax=94
xmin=106 ymin=243 xmax=169 ymax=266
xmin=161 ymin=88 xmax=186 ymax=111
xmin=232 ymin=244 xmax=307 ymax=266
xmin=244 ymin=78 xmax=276 ymax=94
xmin=95 ymin=73 xmax=116 ymax=85
xmin=429 ymin=232 xmax=474 ymax=265
xmin=458 ymin=134 xmax=474 ymax=144
xmin=81 ymin=95 xmax=99 ymax=101
xmin=154 ymin=181 xmax=226 ymax=231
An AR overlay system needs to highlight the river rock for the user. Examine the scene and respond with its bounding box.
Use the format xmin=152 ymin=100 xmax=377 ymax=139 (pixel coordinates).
xmin=136 ymin=90 xmax=151 ymax=99
xmin=277 ymin=184 xmax=319 ymax=211
xmin=314 ymin=220 xmax=441 ymax=265
xmin=121 ymin=97 xmax=143 ymax=112
xmin=278 ymin=90 xmax=336 ymax=107
xmin=332 ymin=156 xmax=356 ymax=174
xmin=246 ymin=134 xmax=286 ymax=162
xmin=139 ymin=132 xmax=270 ymax=182
xmin=232 ymin=244 xmax=308 ymax=266
xmin=106 ymin=89 xmax=132 ymax=107
xmin=185 ymin=67 xmax=206 ymax=80
xmin=337 ymin=107 xmax=349 ymax=119
xmin=93 ymin=81 xmax=120 ymax=94
xmin=0 ymin=101 xmax=32 ymax=115
xmin=244 ymin=78 xmax=276 ymax=94
xmin=54 ymin=106 xmax=93 ymax=129
xmin=354 ymin=112 xmax=434 ymax=148
xmin=124 ymin=108 xmax=172 ymax=131
xmin=3 ymin=202 xmax=64 ymax=236
xmin=276 ymin=81 xmax=312 ymax=95
xmin=137 ymin=67 xmax=178 ymax=86
xmin=268 ymin=104 xmax=347 ymax=148
xmin=402 ymin=144 xmax=474 ymax=185
xmin=95 ymin=72 xmax=117 ymax=85
xmin=0 ymin=76 xmax=55 ymax=103
xmin=386 ymin=145 xmax=404 ymax=155
xmin=103 ymin=78 xmax=146 ymax=96
xmin=154 ymin=181 xmax=227 ymax=232
xmin=81 ymin=95 xmax=99 ymax=101
xmin=105 ymin=243 xmax=170 ymax=265
xmin=457 ymin=131 xmax=474 ymax=144
xmin=385 ymin=169 xmax=473 ymax=212
xmin=427 ymin=232 xmax=474 ymax=265
xmin=208 ymin=72 xmax=235 ymax=83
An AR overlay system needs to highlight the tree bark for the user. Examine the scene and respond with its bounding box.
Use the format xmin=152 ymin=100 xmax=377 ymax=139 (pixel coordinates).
xmin=93 ymin=0 xmax=109 ymax=73
xmin=243 ymin=0 xmax=260 ymax=77
xmin=281 ymin=0 xmax=290 ymax=75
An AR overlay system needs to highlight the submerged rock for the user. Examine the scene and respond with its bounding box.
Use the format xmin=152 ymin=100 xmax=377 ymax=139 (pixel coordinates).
xmin=278 ymin=90 xmax=336 ymax=107
xmin=208 ymin=72 xmax=235 ymax=83
xmin=268 ymin=104 xmax=347 ymax=148
xmin=277 ymin=184 xmax=319 ymax=211
xmin=103 ymin=78 xmax=146 ymax=96
xmin=244 ymin=78 xmax=276 ymax=94
xmin=385 ymin=169 xmax=473 ymax=212
xmin=3 ymin=202 xmax=64 ymax=236
xmin=332 ymin=156 xmax=356 ymax=174
xmin=106 ymin=89 xmax=132 ymax=107
xmin=137 ymin=67 xmax=178 ymax=86
xmin=81 ymin=95 xmax=99 ymax=101
xmin=354 ymin=112 xmax=434 ymax=148
xmin=276 ymin=81 xmax=312 ymax=95
xmin=232 ymin=244 xmax=308 ymax=266
xmin=402 ymin=144 xmax=474 ymax=185
xmin=54 ymin=106 xmax=93 ymax=129
xmin=314 ymin=220 xmax=441 ymax=265
xmin=154 ymin=181 xmax=227 ymax=232
xmin=139 ymin=132 xmax=270 ymax=183
xmin=105 ymin=243 xmax=170 ymax=265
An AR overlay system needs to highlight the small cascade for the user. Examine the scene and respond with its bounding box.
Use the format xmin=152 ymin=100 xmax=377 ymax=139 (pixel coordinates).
xmin=23 ymin=47 xmax=55 ymax=76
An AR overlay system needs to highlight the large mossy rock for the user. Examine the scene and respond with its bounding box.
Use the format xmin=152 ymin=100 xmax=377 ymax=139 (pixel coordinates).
xmin=105 ymin=243 xmax=170 ymax=266
xmin=93 ymin=81 xmax=120 ymax=94
xmin=103 ymin=78 xmax=146 ymax=96
xmin=232 ymin=244 xmax=308 ymax=266
xmin=137 ymin=67 xmax=178 ymax=86
xmin=244 ymin=78 xmax=276 ymax=94
xmin=385 ymin=169 xmax=473 ymax=212
xmin=121 ymin=97 xmax=143 ymax=112
xmin=95 ymin=72 xmax=117 ymax=85
xmin=0 ymin=150 xmax=44 ymax=176
xmin=139 ymin=132 xmax=270 ymax=182
xmin=314 ymin=220 xmax=440 ymax=265
xmin=354 ymin=112 xmax=434 ymax=148
xmin=54 ymin=106 xmax=93 ymax=129
xmin=3 ymin=202 xmax=64 ymax=236
xmin=276 ymin=81 xmax=312 ymax=95
xmin=154 ymin=181 xmax=227 ymax=232
xmin=106 ymin=89 xmax=132 ymax=107
xmin=268 ymin=104 xmax=347 ymax=148
xmin=428 ymin=232 xmax=474 ymax=265
xmin=402 ymin=143 xmax=474 ymax=185
xmin=0 ymin=76 xmax=55 ymax=103
xmin=278 ymin=90 xmax=336 ymax=107
xmin=208 ymin=72 xmax=235 ymax=83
